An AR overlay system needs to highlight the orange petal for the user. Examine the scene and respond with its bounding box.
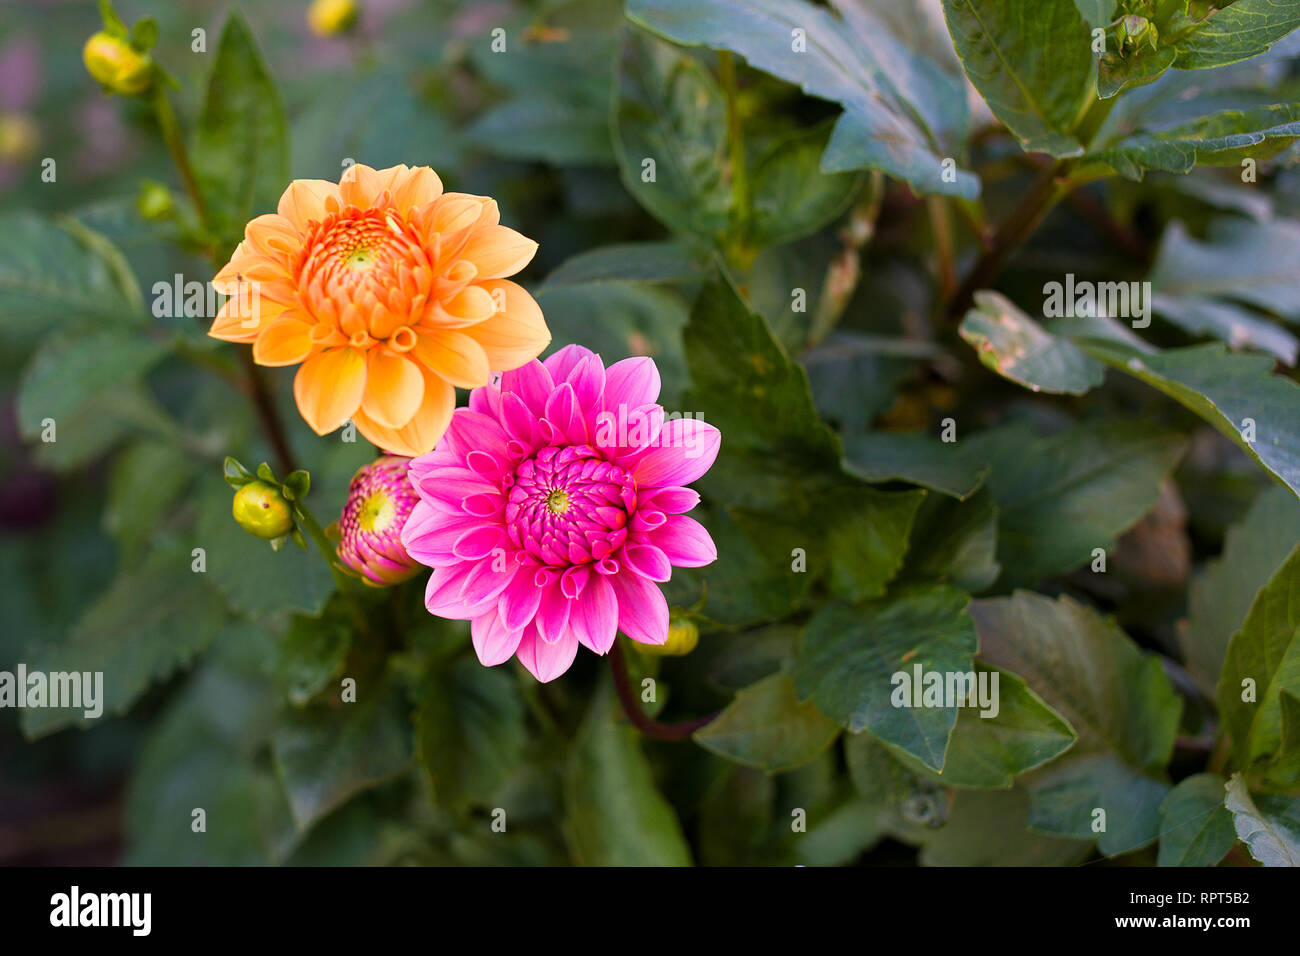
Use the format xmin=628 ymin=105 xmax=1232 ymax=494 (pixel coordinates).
xmin=253 ymin=316 xmax=315 ymax=366
xmin=439 ymin=285 xmax=496 ymax=324
xmin=208 ymin=293 xmax=286 ymax=342
xmin=391 ymin=166 xmax=443 ymax=211
xmin=244 ymin=213 xmax=301 ymax=259
xmin=360 ymin=350 xmax=425 ymax=429
xmin=429 ymin=194 xmax=486 ymax=235
xmin=353 ymin=368 xmax=455 ymax=457
xmin=458 ymin=225 xmax=538 ymax=279
xmin=278 ymin=179 xmax=340 ymax=231
xmin=293 ymin=347 xmax=366 ymax=435
xmin=411 ymin=329 xmax=490 ymax=389
xmin=339 ymin=163 xmax=383 ymax=208
xmin=463 ymin=280 xmax=551 ymax=371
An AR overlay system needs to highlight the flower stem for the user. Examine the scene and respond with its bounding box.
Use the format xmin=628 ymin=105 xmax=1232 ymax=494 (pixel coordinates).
xmin=150 ymin=85 xmax=209 ymax=236
xmin=608 ymin=640 xmax=717 ymax=742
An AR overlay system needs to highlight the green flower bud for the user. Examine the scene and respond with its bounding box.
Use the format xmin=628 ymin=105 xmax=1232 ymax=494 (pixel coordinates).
xmin=232 ymin=480 xmax=295 ymax=540
xmin=136 ymin=180 xmax=173 ymax=221
xmin=635 ymin=614 xmax=700 ymax=657
xmin=308 ymin=0 xmax=358 ymax=37
xmin=83 ymin=31 xmax=153 ymax=95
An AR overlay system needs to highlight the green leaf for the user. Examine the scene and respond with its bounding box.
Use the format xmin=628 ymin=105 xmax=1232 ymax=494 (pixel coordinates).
xmin=103 ymin=440 xmax=195 ymax=560
xmin=1173 ymin=0 xmax=1300 ymax=70
xmin=794 ymin=586 xmax=979 ymax=771
xmin=694 ymin=671 xmax=842 ymax=772
xmin=17 ymin=331 xmax=171 ymax=441
xmin=901 ymin=487 xmax=1002 ymax=593
xmin=273 ymin=677 xmax=412 ymax=830
xmin=1151 ymin=294 xmax=1298 ymax=366
xmin=1225 ymin=773 xmax=1300 ymax=866
xmin=1079 ymin=339 xmax=1300 ymax=500
xmin=1089 ymin=104 xmax=1300 ymax=179
xmin=414 ymin=657 xmax=526 ymax=812
xmin=628 ymin=0 xmax=978 ymax=198
xmin=563 ymin=680 xmax=693 ymax=865
xmin=613 ymin=27 xmax=732 ymax=241
xmin=971 ymin=421 xmax=1187 ymax=586
xmin=28 ymin=384 xmax=177 ymax=472
xmin=890 ymin=664 xmax=1078 ymax=789
xmin=920 ymin=787 xmax=1093 ymax=865
xmin=972 ymin=592 xmax=1182 ymax=855
xmin=534 ymin=281 xmax=689 ymax=405
xmin=960 ymin=290 xmax=1105 ymax=395
xmin=684 ymin=275 xmax=842 ymax=511
xmin=1218 ymin=545 xmax=1300 ymax=770
xmin=538 ymin=240 xmax=708 ymax=290
xmin=20 ymin=548 xmax=227 ymax=738
xmin=193 ymin=10 xmax=289 ymax=249
xmin=842 ymin=431 xmax=990 ymax=500
xmin=1148 ymin=218 xmax=1300 ymax=323
xmin=824 ymin=485 xmax=927 ymax=602
xmin=1072 ymin=0 xmax=1118 ymax=27
xmin=273 ymin=606 xmax=352 ymax=706
xmin=1157 ymin=773 xmax=1236 ymax=867
xmin=0 ymin=213 xmax=143 ymax=340
xmin=1182 ymin=486 xmax=1300 ymax=695
xmin=749 ymin=121 xmax=862 ymax=246
xmin=196 ymin=482 xmax=334 ymax=618
xmin=1099 ymin=46 xmax=1177 ymax=100
xmin=941 ymin=0 xmax=1095 ymax=157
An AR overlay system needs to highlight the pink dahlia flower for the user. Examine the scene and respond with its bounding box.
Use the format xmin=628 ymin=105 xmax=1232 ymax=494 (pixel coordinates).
xmin=337 ymin=455 xmax=421 ymax=586
xmin=400 ymin=345 xmax=720 ymax=681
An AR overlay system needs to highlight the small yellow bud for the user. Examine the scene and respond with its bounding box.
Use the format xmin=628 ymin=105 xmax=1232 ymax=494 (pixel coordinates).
xmin=308 ymin=0 xmax=359 ymax=37
xmin=232 ymin=480 xmax=295 ymax=540
xmin=136 ymin=181 xmax=174 ymax=221
xmin=83 ymin=32 xmax=153 ymax=95
xmin=635 ymin=615 xmax=700 ymax=657
xmin=0 ymin=113 xmax=38 ymax=161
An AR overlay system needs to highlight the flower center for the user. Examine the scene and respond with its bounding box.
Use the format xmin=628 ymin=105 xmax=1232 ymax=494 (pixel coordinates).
xmin=358 ymin=490 xmax=396 ymax=533
xmin=505 ymin=445 xmax=637 ymax=566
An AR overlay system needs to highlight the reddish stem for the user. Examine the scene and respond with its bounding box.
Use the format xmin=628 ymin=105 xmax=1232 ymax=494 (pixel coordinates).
xmin=608 ymin=640 xmax=717 ymax=742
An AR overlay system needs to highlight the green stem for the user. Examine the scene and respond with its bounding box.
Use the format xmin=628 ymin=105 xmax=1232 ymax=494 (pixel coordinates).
xmin=295 ymin=495 xmax=377 ymax=644
xmin=150 ymin=85 xmax=209 ymax=234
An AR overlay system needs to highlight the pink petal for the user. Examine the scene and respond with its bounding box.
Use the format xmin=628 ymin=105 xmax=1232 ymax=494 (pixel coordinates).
xmin=542 ymin=344 xmax=595 ymax=381
xmin=640 ymin=486 xmax=701 ymax=515
xmin=632 ymin=418 xmax=721 ymax=487
xmin=652 ymin=514 xmax=717 ymax=567
xmin=500 ymin=360 xmax=554 ymax=417
xmin=498 ymin=566 xmax=544 ymax=631
xmin=425 ymin=564 xmax=495 ymax=620
xmin=471 ymin=611 xmax=525 ymax=666
xmin=622 ymin=543 xmax=672 ymax=582
xmin=571 ymin=572 xmax=618 ymax=654
xmin=609 ymin=570 xmax=669 ymax=645
xmin=602 ymin=356 xmax=660 ymax=412
xmin=515 ymin=623 xmax=579 ymax=682
xmin=535 ymin=580 xmax=573 ymax=645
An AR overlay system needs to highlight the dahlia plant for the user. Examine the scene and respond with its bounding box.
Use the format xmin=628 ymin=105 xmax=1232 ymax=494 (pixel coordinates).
xmin=6 ymin=0 xmax=1300 ymax=876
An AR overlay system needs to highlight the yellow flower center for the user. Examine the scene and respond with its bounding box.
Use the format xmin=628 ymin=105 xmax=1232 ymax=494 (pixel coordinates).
xmin=545 ymin=488 xmax=571 ymax=515
xmin=358 ymin=490 xmax=396 ymax=533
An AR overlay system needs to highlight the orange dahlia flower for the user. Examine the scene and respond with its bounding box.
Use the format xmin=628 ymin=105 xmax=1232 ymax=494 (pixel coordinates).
xmin=208 ymin=163 xmax=550 ymax=457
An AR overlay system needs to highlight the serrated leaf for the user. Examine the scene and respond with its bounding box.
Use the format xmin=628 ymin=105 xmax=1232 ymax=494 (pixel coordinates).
xmin=694 ymin=671 xmax=841 ymax=772
xmin=20 ymin=548 xmax=226 ymax=738
xmin=1157 ymin=773 xmax=1236 ymax=867
xmin=193 ymin=10 xmax=289 ymax=249
xmin=1174 ymin=0 xmax=1300 ymax=70
xmin=901 ymin=486 xmax=1002 ymax=593
xmin=1218 ymin=545 xmax=1300 ymax=770
xmin=414 ymin=657 xmax=526 ymax=812
xmin=941 ymin=0 xmax=1094 ymax=157
xmin=17 ymin=331 xmax=171 ymax=441
xmin=273 ymin=678 xmax=412 ymax=830
xmin=103 ymin=440 xmax=195 ymax=560
xmin=823 ymin=485 xmax=927 ymax=602
xmin=0 ymin=213 xmax=143 ymax=341
xmin=628 ymin=0 xmax=978 ymax=198
xmin=972 ymin=592 xmax=1182 ymax=856
xmin=563 ymin=680 xmax=693 ymax=865
xmin=274 ymin=606 xmax=352 ymax=706
xmin=794 ymin=586 xmax=979 ymax=771
xmin=1225 ymin=773 xmax=1300 ymax=866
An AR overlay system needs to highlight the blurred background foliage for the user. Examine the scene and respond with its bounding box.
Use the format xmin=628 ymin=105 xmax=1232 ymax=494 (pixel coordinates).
xmin=2 ymin=0 xmax=1300 ymax=866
